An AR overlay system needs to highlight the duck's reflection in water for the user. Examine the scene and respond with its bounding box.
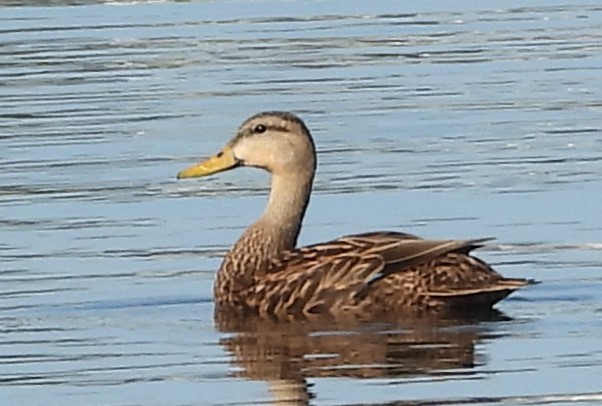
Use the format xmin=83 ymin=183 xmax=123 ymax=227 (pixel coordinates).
xmin=216 ymin=311 xmax=509 ymax=405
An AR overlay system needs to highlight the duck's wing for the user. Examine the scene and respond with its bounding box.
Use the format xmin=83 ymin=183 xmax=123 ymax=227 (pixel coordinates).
xmin=335 ymin=231 xmax=493 ymax=283
xmin=358 ymin=233 xmax=536 ymax=310
xmin=252 ymin=231 xmax=499 ymax=317
xmin=274 ymin=231 xmax=489 ymax=270
xmin=254 ymin=252 xmax=385 ymax=316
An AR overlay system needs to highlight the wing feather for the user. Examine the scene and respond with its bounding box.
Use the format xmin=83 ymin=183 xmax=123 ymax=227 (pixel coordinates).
xmin=249 ymin=231 xmax=528 ymax=316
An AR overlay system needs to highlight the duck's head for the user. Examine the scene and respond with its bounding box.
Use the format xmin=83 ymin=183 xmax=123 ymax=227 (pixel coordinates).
xmin=177 ymin=111 xmax=316 ymax=180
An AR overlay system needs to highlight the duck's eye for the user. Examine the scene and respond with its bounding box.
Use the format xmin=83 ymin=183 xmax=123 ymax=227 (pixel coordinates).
xmin=253 ymin=124 xmax=267 ymax=134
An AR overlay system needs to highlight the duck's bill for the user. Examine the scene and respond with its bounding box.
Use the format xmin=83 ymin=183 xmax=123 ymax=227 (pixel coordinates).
xmin=177 ymin=146 xmax=239 ymax=179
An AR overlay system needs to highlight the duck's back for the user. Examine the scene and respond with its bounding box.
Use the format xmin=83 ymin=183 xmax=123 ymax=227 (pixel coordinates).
xmin=239 ymin=232 xmax=534 ymax=319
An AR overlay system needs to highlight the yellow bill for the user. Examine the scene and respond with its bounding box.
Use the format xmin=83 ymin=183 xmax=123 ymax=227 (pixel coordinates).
xmin=177 ymin=146 xmax=239 ymax=179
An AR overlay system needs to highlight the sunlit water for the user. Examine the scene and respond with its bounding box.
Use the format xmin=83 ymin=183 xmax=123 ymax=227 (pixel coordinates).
xmin=1 ymin=1 xmax=601 ymax=405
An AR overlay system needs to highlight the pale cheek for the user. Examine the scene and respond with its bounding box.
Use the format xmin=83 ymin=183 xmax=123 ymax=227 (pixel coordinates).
xmin=262 ymin=148 xmax=288 ymax=170
xmin=278 ymin=138 xmax=299 ymax=162
xmin=234 ymin=141 xmax=263 ymax=166
xmin=261 ymin=140 xmax=297 ymax=169
xmin=233 ymin=137 xmax=301 ymax=170
xmin=232 ymin=142 xmax=250 ymax=161
xmin=281 ymin=150 xmax=298 ymax=169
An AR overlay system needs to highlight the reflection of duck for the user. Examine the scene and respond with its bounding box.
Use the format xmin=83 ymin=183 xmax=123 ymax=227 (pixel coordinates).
xmin=216 ymin=312 xmax=503 ymax=405
xmin=178 ymin=112 xmax=535 ymax=319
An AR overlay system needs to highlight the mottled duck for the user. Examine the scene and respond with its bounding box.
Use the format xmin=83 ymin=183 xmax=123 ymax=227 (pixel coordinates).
xmin=177 ymin=112 xmax=535 ymax=319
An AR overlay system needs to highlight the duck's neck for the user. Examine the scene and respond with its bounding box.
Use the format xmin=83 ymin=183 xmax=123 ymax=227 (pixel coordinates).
xmin=240 ymin=170 xmax=313 ymax=257
xmin=218 ymin=170 xmax=314 ymax=286
xmin=260 ymin=170 xmax=314 ymax=250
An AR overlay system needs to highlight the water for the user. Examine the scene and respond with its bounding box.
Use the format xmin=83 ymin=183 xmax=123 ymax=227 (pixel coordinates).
xmin=1 ymin=1 xmax=601 ymax=404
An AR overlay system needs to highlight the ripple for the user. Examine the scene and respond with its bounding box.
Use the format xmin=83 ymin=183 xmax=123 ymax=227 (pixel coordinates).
xmin=1 ymin=1 xmax=601 ymax=405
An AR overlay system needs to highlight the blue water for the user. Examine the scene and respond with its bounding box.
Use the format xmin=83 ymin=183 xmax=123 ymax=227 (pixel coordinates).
xmin=1 ymin=1 xmax=601 ymax=404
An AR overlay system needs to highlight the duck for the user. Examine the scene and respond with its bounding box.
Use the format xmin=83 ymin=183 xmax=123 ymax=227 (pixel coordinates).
xmin=177 ymin=111 xmax=535 ymax=320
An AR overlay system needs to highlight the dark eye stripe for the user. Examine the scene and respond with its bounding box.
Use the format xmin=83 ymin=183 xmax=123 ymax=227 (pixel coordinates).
xmin=270 ymin=125 xmax=289 ymax=133
xmin=233 ymin=124 xmax=292 ymax=143
xmin=251 ymin=124 xmax=291 ymax=134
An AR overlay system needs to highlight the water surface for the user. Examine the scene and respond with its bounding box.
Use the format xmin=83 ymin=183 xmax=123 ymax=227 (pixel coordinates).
xmin=1 ymin=1 xmax=601 ymax=404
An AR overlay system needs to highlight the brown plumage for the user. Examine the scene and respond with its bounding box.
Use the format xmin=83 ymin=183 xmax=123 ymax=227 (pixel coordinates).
xmin=177 ymin=111 xmax=536 ymax=320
